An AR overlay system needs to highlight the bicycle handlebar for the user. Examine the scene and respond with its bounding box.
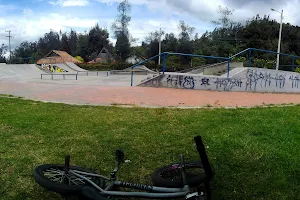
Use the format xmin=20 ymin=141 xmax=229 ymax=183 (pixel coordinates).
xmin=194 ymin=136 xmax=213 ymax=179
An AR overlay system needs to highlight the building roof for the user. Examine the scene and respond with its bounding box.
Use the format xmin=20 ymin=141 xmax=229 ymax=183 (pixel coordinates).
xmin=96 ymin=47 xmax=113 ymax=60
xmin=36 ymin=50 xmax=83 ymax=64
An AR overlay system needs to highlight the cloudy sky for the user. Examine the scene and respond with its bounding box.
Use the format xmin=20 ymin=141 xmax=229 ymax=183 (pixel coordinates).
xmin=0 ymin=0 xmax=300 ymax=50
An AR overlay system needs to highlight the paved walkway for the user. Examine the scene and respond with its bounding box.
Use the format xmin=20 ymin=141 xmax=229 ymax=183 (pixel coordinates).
xmin=1 ymin=81 xmax=300 ymax=108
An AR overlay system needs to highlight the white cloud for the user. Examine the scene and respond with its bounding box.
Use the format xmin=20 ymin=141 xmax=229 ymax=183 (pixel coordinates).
xmin=49 ymin=0 xmax=89 ymax=7
xmin=2 ymin=0 xmax=300 ymax=52
xmin=0 ymin=12 xmax=99 ymax=49
xmin=0 ymin=5 xmax=16 ymax=11
xmin=23 ymin=8 xmax=33 ymax=17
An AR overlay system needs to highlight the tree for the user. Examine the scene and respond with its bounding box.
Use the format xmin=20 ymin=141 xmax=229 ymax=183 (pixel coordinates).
xmin=178 ymin=20 xmax=195 ymax=41
xmin=88 ymin=24 xmax=110 ymax=58
xmin=177 ymin=21 xmax=195 ymax=63
xmin=76 ymin=33 xmax=89 ymax=61
xmin=61 ymin=33 xmax=69 ymax=52
xmin=38 ymin=30 xmax=61 ymax=55
xmin=112 ymin=0 xmax=131 ymax=59
xmin=12 ymin=41 xmax=39 ymax=63
xmin=143 ymin=30 xmax=165 ymax=61
xmin=162 ymin=33 xmax=178 ymax=52
xmin=212 ymin=5 xmax=235 ymax=28
xmin=69 ymin=29 xmax=78 ymax=56
xmin=0 ymin=44 xmax=7 ymax=63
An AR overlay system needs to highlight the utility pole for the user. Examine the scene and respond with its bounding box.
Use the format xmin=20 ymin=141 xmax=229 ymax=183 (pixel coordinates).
xmin=5 ymin=30 xmax=12 ymax=64
xmin=271 ymin=8 xmax=283 ymax=71
xmin=158 ymin=27 xmax=162 ymax=65
xmin=276 ymin=10 xmax=283 ymax=71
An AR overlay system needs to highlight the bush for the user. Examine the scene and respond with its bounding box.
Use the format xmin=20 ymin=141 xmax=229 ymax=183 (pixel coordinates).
xmin=77 ymin=60 xmax=193 ymax=72
xmin=252 ymin=58 xmax=275 ymax=69
xmin=295 ymin=67 xmax=300 ymax=73
xmin=77 ymin=62 xmax=134 ymax=71
xmin=75 ymin=56 xmax=84 ymax=63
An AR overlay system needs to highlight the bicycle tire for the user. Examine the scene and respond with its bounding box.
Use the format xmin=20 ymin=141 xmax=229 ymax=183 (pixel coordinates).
xmin=34 ymin=164 xmax=104 ymax=196
xmin=151 ymin=161 xmax=207 ymax=188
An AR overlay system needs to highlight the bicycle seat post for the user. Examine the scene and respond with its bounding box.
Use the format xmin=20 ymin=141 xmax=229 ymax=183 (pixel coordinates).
xmin=64 ymin=155 xmax=70 ymax=172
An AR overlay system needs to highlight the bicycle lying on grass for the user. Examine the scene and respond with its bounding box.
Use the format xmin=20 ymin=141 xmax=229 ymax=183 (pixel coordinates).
xmin=33 ymin=136 xmax=214 ymax=200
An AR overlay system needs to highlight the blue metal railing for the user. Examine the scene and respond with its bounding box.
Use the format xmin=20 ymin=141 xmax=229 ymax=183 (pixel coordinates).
xmin=130 ymin=48 xmax=300 ymax=86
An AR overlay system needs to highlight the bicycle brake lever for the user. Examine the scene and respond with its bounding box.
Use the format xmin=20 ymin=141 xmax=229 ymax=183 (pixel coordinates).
xmin=185 ymin=192 xmax=200 ymax=199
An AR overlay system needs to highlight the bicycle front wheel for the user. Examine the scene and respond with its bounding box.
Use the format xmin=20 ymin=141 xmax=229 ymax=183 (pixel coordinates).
xmin=152 ymin=161 xmax=207 ymax=188
xmin=33 ymin=164 xmax=105 ymax=196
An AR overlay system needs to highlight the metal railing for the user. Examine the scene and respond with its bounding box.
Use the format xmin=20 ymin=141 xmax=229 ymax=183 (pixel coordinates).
xmin=76 ymin=71 xmax=109 ymax=76
xmin=41 ymin=73 xmax=78 ymax=80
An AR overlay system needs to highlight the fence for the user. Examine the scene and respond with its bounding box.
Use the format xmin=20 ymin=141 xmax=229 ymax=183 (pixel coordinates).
xmin=130 ymin=48 xmax=300 ymax=86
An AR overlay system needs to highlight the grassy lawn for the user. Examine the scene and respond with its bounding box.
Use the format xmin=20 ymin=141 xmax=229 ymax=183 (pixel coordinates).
xmin=0 ymin=97 xmax=300 ymax=200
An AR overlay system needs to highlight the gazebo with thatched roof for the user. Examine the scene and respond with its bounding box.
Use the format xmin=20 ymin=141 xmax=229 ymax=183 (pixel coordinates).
xmin=36 ymin=50 xmax=82 ymax=65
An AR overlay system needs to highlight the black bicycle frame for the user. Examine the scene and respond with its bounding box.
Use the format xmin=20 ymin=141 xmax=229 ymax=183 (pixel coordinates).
xmin=66 ymin=135 xmax=212 ymax=199
xmin=69 ymin=169 xmax=191 ymax=198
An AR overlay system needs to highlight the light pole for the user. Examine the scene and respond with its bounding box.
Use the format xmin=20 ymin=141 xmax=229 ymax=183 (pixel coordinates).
xmin=158 ymin=27 xmax=162 ymax=65
xmin=271 ymin=8 xmax=283 ymax=71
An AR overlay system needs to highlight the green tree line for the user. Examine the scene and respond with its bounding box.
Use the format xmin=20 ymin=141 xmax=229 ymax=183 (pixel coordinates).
xmin=2 ymin=4 xmax=300 ymax=71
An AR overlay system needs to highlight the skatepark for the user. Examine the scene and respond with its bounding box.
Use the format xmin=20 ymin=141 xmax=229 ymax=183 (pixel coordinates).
xmin=1 ymin=58 xmax=300 ymax=108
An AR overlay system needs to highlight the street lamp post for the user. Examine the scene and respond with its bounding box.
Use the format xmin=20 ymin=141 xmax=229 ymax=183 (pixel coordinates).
xmin=271 ymin=8 xmax=283 ymax=71
xmin=158 ymin=28 xmax=162 ymax=65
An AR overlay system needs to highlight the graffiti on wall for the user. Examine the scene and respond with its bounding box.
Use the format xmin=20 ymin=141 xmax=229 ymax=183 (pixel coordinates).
xmin=158 ymin=68 xmax=300 ymax=92
xmin=167 ymin=75 xmax=195 ymax=89
xmin=245 ymin=69 xmax=285 ymax=90
xmin=214 ymin=77 xmax=243 ymax=91
xmin=289 ymin=75 xmax=300 ymax=88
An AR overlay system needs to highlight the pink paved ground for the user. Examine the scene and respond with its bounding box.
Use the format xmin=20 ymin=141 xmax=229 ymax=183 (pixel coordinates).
xmin=1 ymin=81 xmax=300 ymax=108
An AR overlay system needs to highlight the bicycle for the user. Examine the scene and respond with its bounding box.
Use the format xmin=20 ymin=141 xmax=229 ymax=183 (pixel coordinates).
xmin=33 ymin=135 xmax=214 ymax=200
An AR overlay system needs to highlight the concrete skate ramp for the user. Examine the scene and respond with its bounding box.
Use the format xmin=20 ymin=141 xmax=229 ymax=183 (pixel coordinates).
xmin=54 ymin=63 xmax=77 ymax=73
xmin=139 ymin=67 xmax=300 ymax=93
xmin=203 ymin=62 xmax=243 ymax=75
xmin=124 ymin=65 xmax=158 ymax=74
xmin=177 ymin=62 xmax=243 ymax=75
xmin=219 ymin=67 xmax=247 ymax=78
xmin=65 ymin=62 xmax=87 ymax=71
xmin=184 ymin=64 xmax=210 ymax=74
xmin=0 ymin=64 xmax=44 ymax=77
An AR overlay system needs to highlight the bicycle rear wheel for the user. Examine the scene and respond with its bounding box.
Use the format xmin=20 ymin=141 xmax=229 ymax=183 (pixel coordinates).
xmin=152 ymin=161 xmax=207 ymax=188
xmin=34 ymin=164 xmax=105 ymax=196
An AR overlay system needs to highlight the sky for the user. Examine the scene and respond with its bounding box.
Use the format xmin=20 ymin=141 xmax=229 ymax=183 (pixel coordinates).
xmin=0 ymin=0 xmax=300 ymax=51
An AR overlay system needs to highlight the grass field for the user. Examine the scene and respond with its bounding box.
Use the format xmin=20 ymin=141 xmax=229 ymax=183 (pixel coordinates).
xmin=0 ymin=96 xmax=300 ymax=200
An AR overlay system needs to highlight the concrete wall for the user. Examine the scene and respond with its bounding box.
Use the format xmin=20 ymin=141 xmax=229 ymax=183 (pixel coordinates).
xmin=203 ymin=62 xmax=243 ymax=75
xmin=139 ymin=68 xmax=300 ymax=93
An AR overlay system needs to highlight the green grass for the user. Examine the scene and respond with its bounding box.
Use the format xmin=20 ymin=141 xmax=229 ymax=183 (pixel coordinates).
xmin=0 ymin=97 xmax=300 ymax=200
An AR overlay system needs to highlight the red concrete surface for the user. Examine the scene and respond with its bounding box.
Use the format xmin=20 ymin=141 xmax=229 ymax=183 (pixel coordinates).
xmin=1 ymin=81 xmax=300 ymax=108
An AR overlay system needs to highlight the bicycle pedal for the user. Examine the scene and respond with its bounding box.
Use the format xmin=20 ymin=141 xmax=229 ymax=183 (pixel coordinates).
xmin=185 ymin=192 xmax=199 ymax=199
